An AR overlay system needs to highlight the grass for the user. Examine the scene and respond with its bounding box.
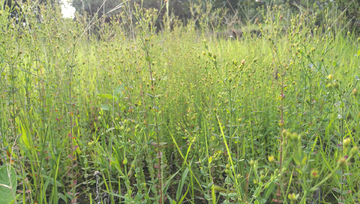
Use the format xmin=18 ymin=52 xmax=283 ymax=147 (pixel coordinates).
xmin=0 ymin=1 xmax=360 ymax=204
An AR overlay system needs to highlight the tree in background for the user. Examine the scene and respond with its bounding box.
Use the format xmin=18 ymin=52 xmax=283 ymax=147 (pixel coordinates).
xmin=72 ymin=0 xmax=123 ymax=17
xmin=71 ymin=0 xmax=189 ymax=20
xmin=2 ymin=0 xmax=60 ymax=26
xmin=70 ymin=0 xmax=359 ymax=33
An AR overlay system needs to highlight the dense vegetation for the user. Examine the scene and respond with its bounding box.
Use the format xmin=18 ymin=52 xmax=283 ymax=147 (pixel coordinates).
xmin=71 ymin=0 xmax=360 ymax=34
xmin=0 ymin=1 xmax=360 ymax=204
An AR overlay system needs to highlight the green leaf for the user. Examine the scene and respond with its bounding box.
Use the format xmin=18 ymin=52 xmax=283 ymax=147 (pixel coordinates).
xmin=100 ymin=104 xmax=110 ymax=111
xmin=163 ymin=170 xmax=179 ymax=194
xmin=146 ymin=93 xmax=154 ymax=98
xmin=264 ymin=182 xmax=276 ymax=200
xmin=178 ymin=185 xmax=189 ymax=204
xmin=57 ymin=193 xmax=66 ymax=202
xmin=98 ymin=94 xmax=116 ymax=100
xmin=292 ymin=154 xmax=300 ymax=165
xmin=357 ymin=49 xmax=360 ymax=57
xmin=176 ymin=167 xmax=189 ymax=200
xmin=68 ymin=63 xmax=77 ymax=68
xmin=20 ymin=124 xmax=30 ymax=150
xmin=0 ymin=165 xmax=17 ymax=204
xmin=114 ymin=85 xmax=124 ymax=97
xmin=301 ymin=155 xmax=307 ymax=165
xmin=166 ymin=195 xmax=175 ymax=204
xmin=228 ymin=193 xmax=237 ymax=197
xmin=8 ymin=194 xmax=20 ymax=204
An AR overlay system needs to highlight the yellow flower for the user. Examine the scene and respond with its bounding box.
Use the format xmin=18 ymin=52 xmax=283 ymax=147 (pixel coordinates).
xmin=268 ymin=155 xmax=275 ymax=162
xmin=327 ymin=74 xmax=333 ymax=79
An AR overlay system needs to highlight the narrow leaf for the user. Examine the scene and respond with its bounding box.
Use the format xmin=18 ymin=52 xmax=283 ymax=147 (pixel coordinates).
xmin=176 ymin=167 xmax=189 ymax=200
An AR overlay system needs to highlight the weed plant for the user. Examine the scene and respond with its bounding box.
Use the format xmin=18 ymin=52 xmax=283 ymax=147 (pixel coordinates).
xmin=0 ymin=1 xmax=360 ymax=204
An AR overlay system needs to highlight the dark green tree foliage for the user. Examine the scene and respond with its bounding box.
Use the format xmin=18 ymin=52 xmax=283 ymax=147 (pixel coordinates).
xmin=2 ymin=0 xmax=59 ymax=26
xmin=72 ymin=0 xmax=123 ymax=17
xmin=71 ymin=0 xmax=189 ymax=20
xmin=71 ymin=0 xmax=359 ymax=33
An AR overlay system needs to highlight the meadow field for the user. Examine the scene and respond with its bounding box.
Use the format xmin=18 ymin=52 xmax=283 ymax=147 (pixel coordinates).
xmin=0 ymin=2 xmax=360 ymax=204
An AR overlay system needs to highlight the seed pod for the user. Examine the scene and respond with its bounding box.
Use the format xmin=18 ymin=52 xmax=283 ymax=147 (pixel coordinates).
xmin=350 ymin=146 xmax=359 ymax=156
xmin=343 ymin=138 xmax=351 ymax=148
xmin=352 ymin=89 xmax=357 ymax=96
xmin=338 ymin=157 xmax=347 ymax=167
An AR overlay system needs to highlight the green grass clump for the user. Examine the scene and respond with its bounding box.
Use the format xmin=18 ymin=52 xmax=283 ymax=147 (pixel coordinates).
xmin=0 ymin=1 xmax=360 ymax=204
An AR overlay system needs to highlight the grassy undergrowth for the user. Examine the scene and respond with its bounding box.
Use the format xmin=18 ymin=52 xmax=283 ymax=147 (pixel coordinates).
xmin=0 ymin=1 xmax=360 ymax=204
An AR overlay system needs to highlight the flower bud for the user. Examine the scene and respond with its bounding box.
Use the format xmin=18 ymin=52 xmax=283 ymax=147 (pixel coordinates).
xmin=249 ymin=160 xmax=254 ymax=166
xmin=288 ymin=193 xmax=299 ymax=201
xmin=343 ymin=138 xmax=351 ymax=148
xmin=326 ymin=83 xmax=333 ymax=88
xmin=338 ymin=157 xmax=347 ymax=167
xmin=282 ymin=129 xmax=292 ymax=140
xmin=291 ymin=133 xmax=299 ymax=142
xmin=350 ymin=146 xmax=359 ymax=156
xmin=352 ymin=89 xmax=357 ymax=96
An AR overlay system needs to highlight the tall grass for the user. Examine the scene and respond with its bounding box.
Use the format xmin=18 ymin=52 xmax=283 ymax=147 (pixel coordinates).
xmin=0 ymin=1 xmax=359 ymax=203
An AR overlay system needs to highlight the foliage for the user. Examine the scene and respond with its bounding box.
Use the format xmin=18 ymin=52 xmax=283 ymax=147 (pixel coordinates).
xmin=0 ymin=1 xmax=360 ymax=203
xmin=70 ymin=0 xmax=359 ymax=33
xmin=71 ymin=0 xmax=123 ymax=17
xmin=0 ymin=165 xmax=17 ymax=204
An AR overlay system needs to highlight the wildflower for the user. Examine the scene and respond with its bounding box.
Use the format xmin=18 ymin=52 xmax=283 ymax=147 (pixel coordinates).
xmin=288 ymin=193 xmax=299 ymax=201
xmin=327 ymin=74 xmax=333 ymax=79
xmin=268 ymin=155 xmax=275 ymax=162
xmin=279 ymin=93 xmax=285 ymax=100
xmin=311 ymin=169 xmax=319 ymax=178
